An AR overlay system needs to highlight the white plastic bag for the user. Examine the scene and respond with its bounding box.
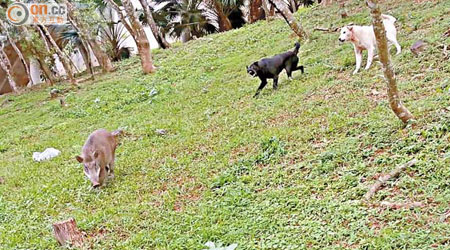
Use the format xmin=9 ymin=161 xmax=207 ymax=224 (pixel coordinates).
xmin=33 ymin=148 xmax=61 ymax=162
xmin=203 ymin=242 xmax=237 ymax=250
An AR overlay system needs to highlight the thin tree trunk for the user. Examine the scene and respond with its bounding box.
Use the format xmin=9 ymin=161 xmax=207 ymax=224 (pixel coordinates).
xmin=367 ymin=0 xmax=414 ymax=123
xmin=0 ymin=48 xmax=18 ymax=92
xmin=290 ymin=0 xmax=297 ymax=12
xmin=261 ymin=0 xmax=272 ymax=21
xmin=64 ymin=0 xmax=115 ymax=73
xmin=77 ymin=42 xmax=94 ymax=78
xmin=63 ymin=3 xmax=94 ymax=78
xmin=0 ymin=20 xmax=33 ymax=86
xmin=213 ymin=0 xmax=233 ymax=31
xmin=138 ymin=0 xmax=170 ymax=49
xmin=36 ymin=57 xmax=57 ymax=85
xmin=267 ymin=0 xmax=308 ymax=40
xmin=106 ymin=0 xmax=156 ymax=74
xmin=20 ymin=26 xmax=57 ymax=85
xmin=38 ymin=25 xmax=77 ymax=86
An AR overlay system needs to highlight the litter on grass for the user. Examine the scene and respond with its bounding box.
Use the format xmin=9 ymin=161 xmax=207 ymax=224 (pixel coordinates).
xmin=33 ymin=148 xmax=61 ymax=162
xmin=203 ymin=241 xmax=238 ymax=250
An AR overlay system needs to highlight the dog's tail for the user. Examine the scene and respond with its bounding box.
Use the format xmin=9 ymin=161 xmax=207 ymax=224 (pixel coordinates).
xmin=381 ymin=14 xmax=396 ymax=23
xmin=293 ymin=42 xmax=301 ymax=54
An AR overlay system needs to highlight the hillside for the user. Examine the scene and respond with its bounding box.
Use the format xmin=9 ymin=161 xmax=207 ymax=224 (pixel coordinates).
xmin=0 ymin=0 xmax=449 ymax=248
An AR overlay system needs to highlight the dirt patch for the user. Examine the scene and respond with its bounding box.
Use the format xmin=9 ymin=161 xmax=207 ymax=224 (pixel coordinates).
xmin=230 ymin=143 xmax=256 ymax=161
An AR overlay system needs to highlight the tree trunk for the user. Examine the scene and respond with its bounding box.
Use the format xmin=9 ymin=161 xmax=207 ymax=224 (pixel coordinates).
xmin=0 ymin=48 xmax=18 ymax=92
xmin=52 ymin=218 xmax=84 ymax=247
xmin=261 ymin=0 xmax=272 ymax=21
xmin=267 ymin=0 xmax=308 ymax=40
xmin=106 ymin=0 xmax=156 ymax=74
xmin=20 ymin=26 xmax=57 ymax=85
xmin=249 ymin=0 xmax=265 ymax=23
xmin=77 ymin=42 xmax=94 ymax=78
xmin=138 ymin=0 xmax=170 ymax=49
xmin=38 ymin=25 xmax=78 ymax=86
xmin=181 ymin=29 xmax=192 ymax=43
xmin=290 ymin=0 xmax=297 ymax=12
xmin=213 ymin=0 xmax=233 ymax=31
xmin=64 ymin=6 xmax=94 ymax=78
xmin=0 ymin=20 xmax=33 ymax=86
xmin=36 ymin=57 xmax=57 ymax=85
xmin=367 ymin=0 xmax=414 ymax=124
xmin=63 ymin=0 xmax=115 ymax=73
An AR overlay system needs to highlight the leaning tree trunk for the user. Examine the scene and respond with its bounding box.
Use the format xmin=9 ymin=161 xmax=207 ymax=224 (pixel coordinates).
xmin=106 ymin=0 xmax=156 ymax=74
xmin=64 ymin=0 xmax=115 ymax=73
xmin=267 ymin=0 xmax=308 ymax=40
xmin=36 ymin=56 xmax=57 ymax=85
xmin=213 ymin=0 xmax=233 ymax=31
xmin=249 ymin=0 xmax=265 ymax=23
xmin=367 ymin=0 xmax=413 ymax=123
xmin=290 ymin=0 xmax=297 ymax=12
xmin=261 ymin=0 xmax=273 ymax=20
xmin=138 ymin=0 xmax=170 ymax=49
xmin=0 ymin=48 xmax=18 ymax=92
xmin=20 ymin=26 xmax=57 ymax=85
xmin=77 ymin=42 xmax=94 ymax=77
xmin=38 ymin=25 xmax=77 ymax=86
xmin=0 ymin=20 xmax=34 ymax=86
xmin=67 ymin=16 xmax=94 ymax=79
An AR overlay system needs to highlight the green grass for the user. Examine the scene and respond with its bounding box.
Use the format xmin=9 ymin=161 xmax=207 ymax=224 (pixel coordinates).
xmin=1 ymin=0 xmax=449 ymax=248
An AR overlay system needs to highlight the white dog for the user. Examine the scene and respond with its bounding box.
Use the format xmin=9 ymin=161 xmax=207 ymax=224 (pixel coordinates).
xmin=339 ymin=14 xmax=401 ymax=75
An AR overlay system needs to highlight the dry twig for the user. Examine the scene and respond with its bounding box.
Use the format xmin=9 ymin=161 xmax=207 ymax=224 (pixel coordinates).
xmin=364 ymin=159 xmax=417 ymax=200
xmin=380 ymin=201 xmax=424 ymax=209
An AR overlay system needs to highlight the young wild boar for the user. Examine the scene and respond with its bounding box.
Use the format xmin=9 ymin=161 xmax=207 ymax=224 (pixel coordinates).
xmin=76 ymin=129 xmax=121 ymax=188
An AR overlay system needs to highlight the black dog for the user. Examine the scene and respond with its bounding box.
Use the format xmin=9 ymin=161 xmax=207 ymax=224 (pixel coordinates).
xmin=246 ymin=42 xmax=304 ymax=97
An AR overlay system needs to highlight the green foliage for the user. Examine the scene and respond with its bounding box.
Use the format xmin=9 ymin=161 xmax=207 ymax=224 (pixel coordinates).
xmin=0 ymin=0 xmax=449 ymax=249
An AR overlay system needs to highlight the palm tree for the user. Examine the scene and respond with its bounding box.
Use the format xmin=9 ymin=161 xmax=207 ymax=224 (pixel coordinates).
xmin=249 ymin=0 xmax=265 ymax=23
xmin=138 ymin=0 xmax=171 ymax=49
xmin=156 ymin=0 xmax=216 ymax=42
xmin=105 ymin=0 xmax=156 ymax=73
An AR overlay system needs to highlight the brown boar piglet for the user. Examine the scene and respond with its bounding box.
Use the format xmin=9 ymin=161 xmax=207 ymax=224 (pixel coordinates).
xmin=76 ymin=129 xmax=122 ymax=188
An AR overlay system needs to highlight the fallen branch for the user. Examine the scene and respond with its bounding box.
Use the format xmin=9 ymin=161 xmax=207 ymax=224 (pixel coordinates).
xmin=440 ymin=210 xmax=450 ymax=222
xmin=443 ymin=28 xmax=450 ymax=37
xmin=380 ymin=201 xmax=424 ymax=209
xmin=314 ymin=27 xmax=339 ymax=32
xmin=52 ymin=218 xmax=84 ymax=247
xmin=364 ymin=159 xmax=418 ymax=200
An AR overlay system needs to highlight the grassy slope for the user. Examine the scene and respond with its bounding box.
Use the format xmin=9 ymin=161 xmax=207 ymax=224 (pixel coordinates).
xmin=1 ymin=0 xmax=449 ymax=248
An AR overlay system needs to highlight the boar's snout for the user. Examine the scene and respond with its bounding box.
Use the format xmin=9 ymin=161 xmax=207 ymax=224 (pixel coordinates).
xmin=92 ymin=182 xmax=101 ymax=188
